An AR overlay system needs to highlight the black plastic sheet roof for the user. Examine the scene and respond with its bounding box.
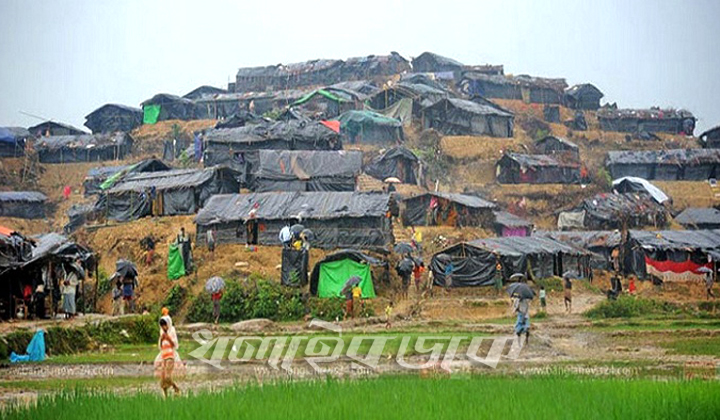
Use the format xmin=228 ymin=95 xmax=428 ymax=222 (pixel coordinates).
xmin=35 ymin=132 xmax=132 ymax=150
xmin=195 ymin=191 xmax=390 ymax=225
xmin=107 ymin=167 xmax=224 ymax=193
xmin=469 ymin=236 xmax=590 ymax=257
xmin=405 ymin=192 xmax=497 ymax=209
xmin=0 ymin=191 xmax=47 ymax=203
xmin=629 ymin=229 xmax=720 ymax=252
xmin=256 ymin=150 xmax=362 ymax=180
xmin=493 ymin=211 xmax=533 ymax=228
xmin=606 ymin=149 xmax=720 ymax=165
xmin=204 ymin=120 xmax=338 ymax=146
xmin=674 ymin=208 xmax=720 ymax=227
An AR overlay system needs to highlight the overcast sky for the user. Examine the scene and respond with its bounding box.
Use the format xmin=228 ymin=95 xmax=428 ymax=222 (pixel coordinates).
xmin=1 ymin=0 xmax=718 ymax=132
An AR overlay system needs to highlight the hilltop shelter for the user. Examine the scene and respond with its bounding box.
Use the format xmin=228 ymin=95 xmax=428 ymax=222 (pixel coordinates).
xmin=623 ymin=229 xmax=720 ymax=281
xmin=411 ymin=52 xmax=464 ymax=74
xmin=606 ymin=149 xmax=720 ymax=181
xmin=493 ymin=211 xmax=533 ymax=237
xmin=28 ymin=121 xmax=86 ymax=137
xmin=496 ymin=153 xmax=580 ymax=184
xmin=35 ymin=132 xmax=133 ymax=164
xmin=202 ymin=120 xmax=341 ymax=185
xmin=82 ymin=158 xmax=171 ymax=196
xmin=460 ymin=74 xmax=567 ymax=105
xmin=700 ymin=126 xmax=720 ymax=149
xmin=309 ymin=250 xmax=383 ymax=298
xmin=96 ymin=167 xmax=240 ymax=222
xmin=366 ymin=82 xmax=449 ymax=117
xmin=289 ymin=89 xmax=356 ymax=119
xmin=597 ymin=108 xmax=696 ymax=135
xmin=364 ymin=147 xmax=422 ymax=185
xmin=539 ymin=230 xmax=621 ymax=270
xmin=611 ymin=177 xmax=669 ymax=204
xmin=534 ymin=135 xmax=580 ymax=161
xmin=422 ymin=98 xmax=514 ymax=137
xmin=0 ymin=127 xmax=30 ymax=157
xmin=195 ymin=192 xmax=392 ymax=250
xmin=564 ymin=84 xmax=604 ymax=110
xmin=251 ymin=150 xmax=362 ymax=192
xmin=674 ymin=208 xmax=720 ymax=230
xmin=336 ymin=110 xmax=404 ymax=145
xmin=559 ymin=192 xmax=669 ymax=231
xmin=403 ymin=192 xmax=497 ymax=228
xmin=0 ymin=192 xmax=47 ymax=219
xmin=182 ymin=85 xmax=228 ymax=100
xmin=430 ymin=236 xmax=591 ymax=287
xmin=84 ymin=104 xmax=143 ymax=134
xmin=141 ymin=94 xmax=198 ymax=123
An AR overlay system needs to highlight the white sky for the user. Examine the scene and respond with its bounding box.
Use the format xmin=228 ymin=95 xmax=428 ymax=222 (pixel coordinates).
xmin=1 ymin=0 xmax=718 ymax=132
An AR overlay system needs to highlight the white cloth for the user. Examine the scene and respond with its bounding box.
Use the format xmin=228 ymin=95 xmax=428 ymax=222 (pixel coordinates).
xmin=155 ymin=315 xmax=181 ymax=364
xmin=279 ymin=226 xmax=292 ymax=243
xmin=60 ymin=272 xmax=78 ymax=295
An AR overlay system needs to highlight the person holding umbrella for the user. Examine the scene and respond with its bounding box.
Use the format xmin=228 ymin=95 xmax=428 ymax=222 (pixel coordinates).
xmin=506 ymin=280 xmax=534 ymax=345
xmin=698 ymin=266 xmax=716 ymax=299
xmin=205 ymin=276 xmax=225 ymax=324
xmin=341 ymin=276 xmax=361 ymax=320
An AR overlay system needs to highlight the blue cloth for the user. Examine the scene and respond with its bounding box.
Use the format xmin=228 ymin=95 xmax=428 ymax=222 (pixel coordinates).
xmin=10 ymin=330 xmax=46 ymax=363
xmin=515 ymin=313 xmax=530 ymax=335
xmin=123 ymin=283 xmax=134 ymax=297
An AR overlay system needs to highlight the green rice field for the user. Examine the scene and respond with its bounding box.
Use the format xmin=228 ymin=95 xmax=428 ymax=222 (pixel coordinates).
xmin=5 ymin=375 xmax=720 ymax=420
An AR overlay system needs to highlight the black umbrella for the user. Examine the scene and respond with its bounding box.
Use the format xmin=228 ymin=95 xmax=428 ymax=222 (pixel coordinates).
xmin=435 ymin=254 xmax=452 ymax=263
xmin=290 ymin=224 xmax=305 ymax=235
xmin=300 ymin=229 xmax=315 ymax=241
xmin=341 ymin=276 xmax=362 ymax=295
xmin=506 ymin=283 xmax=535 ymax=300
xmin=397 ymin=257 xmax=415 ymax=274
xmin=115 ymin=259 xmax=138 ymax=279
xmin=394 ymin=242 xmax=414 ymax=255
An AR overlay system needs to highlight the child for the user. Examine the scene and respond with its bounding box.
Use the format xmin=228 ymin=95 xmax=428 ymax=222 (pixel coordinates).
xmin=539 ymin=286 xmax=547 ymax=311
xmin=413 ymin=262 xmax=425 ymax=293
xmin=156 ymin=318 xmax=180 ymax=397
xmin=112 ymin=281 xmax=124 ymax=316
xmin=385 ymin=301 xmax=394 ymax=329
xmin=628 ymin=277 xmax=637 ymax=295
xmin=352 ymin=284 xmax=363 ymax=317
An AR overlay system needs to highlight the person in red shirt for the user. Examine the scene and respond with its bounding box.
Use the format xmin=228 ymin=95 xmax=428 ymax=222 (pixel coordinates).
xmin=413 ymin=262 xmax=425 ymax=292
xmin=211 ymin=291 xmax=222 ymax=324
xmin=628 ymin=277 xmax=637 ymax=295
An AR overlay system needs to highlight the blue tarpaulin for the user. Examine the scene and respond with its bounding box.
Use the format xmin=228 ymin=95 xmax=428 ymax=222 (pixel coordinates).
xmin=10 ymin=330 xmax=46 ymax=363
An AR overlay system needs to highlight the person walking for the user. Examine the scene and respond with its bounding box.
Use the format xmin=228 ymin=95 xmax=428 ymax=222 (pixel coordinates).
xmin=444 ymin=261 xmax=454 ymax=295
xmin=412 ymin=261 xmax=425 ymax=293
xmin=122 ymin=274 xmax=138 ymax=313
xmin=206 ymin=228 xmax=216 ymax=260
xmin=539 ymin=286 xmax=547 ymax=311
xmin=705 ymin=269 xmax=716 ymax=299
xmin=411 ymin=226 xmax=423 ymax=253
xmin=156 ymin=318 xmax=181 ymax=397
xmin=563 ymin=275 xmax=573 ymax=314
xmin=628 ymin=276 xmax=637 ymax=295
xmin=211 ymin=289 xmax=223 ymax=324
xmin=493 ymin=261 xmax=504 ymax=296
xmin=513 ymin=297 xmax=530 ymax=345
xmin=112 ymin=281 xmax=124 ymax=316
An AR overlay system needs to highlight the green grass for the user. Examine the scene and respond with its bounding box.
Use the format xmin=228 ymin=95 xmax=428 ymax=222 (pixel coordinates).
xmin=660 ymin=337 xmax=720 ymax=356
xmin=0 ymin=376 xmax=156 ymax=392
xmin=5 ymin=375 xmax=720 ymax=419
xmin=588 ymin=318 xmax=720 ymax=331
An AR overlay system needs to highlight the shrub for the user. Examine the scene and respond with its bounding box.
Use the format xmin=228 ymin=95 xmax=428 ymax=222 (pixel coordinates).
xmin=534 ymin=277 xmax=564 ymax=292
xmin=585 ymin=296 xmax=681 ymax=319
xmin=162 ymin=285 xmax=187 ymax=315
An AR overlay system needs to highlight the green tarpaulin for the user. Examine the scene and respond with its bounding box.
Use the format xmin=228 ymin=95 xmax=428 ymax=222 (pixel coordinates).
xmin=143 ymin=104 xmax=161 ymax=125
xmin=100 ymin=162 xmax=139 ymax=190
xmin=317 ymin=259 xmax=375 ymax=298
xmin=292 ymin=89 xmax=347 ymax=107
xmin=167 ymin=243 xmax=185 ymax=280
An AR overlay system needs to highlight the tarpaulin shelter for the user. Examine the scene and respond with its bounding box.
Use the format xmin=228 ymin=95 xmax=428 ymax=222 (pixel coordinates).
xmin=0 ymin=232 xmax=94 ymax=319
xmin=0 ymin=226 xmax=33 ymax=267
xmin=289 ymin=89 xmax=356 ymax=119
xmin=700 ymin=125 xmax=720 ymax=149
xmin=82 ymin=158 xmax=171 ymax=197
xmin=0 ymin=127 xmax=30 ymax=157
xmin=35 ymin=132 xmax=133 ymax=164
xmin=496 ymin=153 xmax=580 ymax=184
xmin=430 ymin=236 xmax=591 ymax=287
xmin=560 ymin=192 xmax=669 ymax=231
xmin=403 ymin=192 xmax=497 ymax=227
xmin=327 ymin=80 xmax=380 ymax=98
xmin=234 ymin=52 xmax=410 ymax=93
xmin=623 ymin=229 xmax=720 ymax=281
xmin=493 ymin=211 xmax=533 ymax=237
xmin=95 ymin=166 xmax=240 ymax=222
xmin=564 ymin=84 xmax=604 ymax=110
xmin=612 ymin=177 xmax=669 ymax=203
xmin=336 ymin=110 xmax=404 ymax=145
xmin=309 ymin=249 xmax=383 ymax=297
xmin=674 ymin=208 xmax=720 ymax=230
xmin=411 ymin=52 xmax=464 ymax=73
xmin=364 ymin=147 xmax=422 ymax=185
xmin=63 ymin=203 xmax=95 ymax=234
xmin=460 ymin=73 xmax=567 ymax=105
xmin=0 ymin=192 xmax=47 ymax=219
xmin=141 ymin=94 xmax=199 ymax=123
xmin=194 ymin=192 xmax=392 ymax=250
xmin=214 ymin=111 xmax=264 ymax=129
xmin=281 ymin=248 xmax=309 ymax=287
xmin=539 ymin=230 xmax=621 ymax=270
xmin=84 ymin=104 xmax=143 ymax=134
xmin=182 ymin=85 xmax=227 ymax=101
xmin=534 ymin=136 xmax=580 ymax=161
xmin=422 ymin=98 xmax=514 ymax=137
xmin=202 ymin=120 xmax=341 ymax=185
xmin=366 ymin=82 xmax=449 ymax=117
xmin=252 ymin=150 xmax=362 ymax=192
xmin=598 ymin=108 xmax=696 ymax=135
xmin=606 ymin=149 xmax=720 ymax=180
xmin=28 ymin=121 xmax=86 ymax=137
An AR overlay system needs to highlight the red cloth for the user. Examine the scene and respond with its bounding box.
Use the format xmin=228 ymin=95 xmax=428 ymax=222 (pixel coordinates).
xmin=211 ymin=292 xmax=223 ymax=301
xmin=644 ymin=256 xmax=711 ymax=274
xmin=23 ymin=285 xmax=32 ymax=300
xmin=321 ymin=120 xmax=341 ymax=133
xmin=62 ymin=186 xmax=71 ymax=200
